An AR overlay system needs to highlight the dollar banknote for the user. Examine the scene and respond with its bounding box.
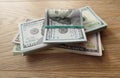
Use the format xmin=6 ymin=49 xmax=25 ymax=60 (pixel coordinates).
xmin=13 ymin=44 xmax=24 ymax=55
xmin=13 ymin=43 xmax=66 ymax=55
xmin=12 ymin=33 xmax=20 ymax=44
xmin=19 ymin=18 xmax=48 ymax=52
xmin=12 ymin=19 xmax=33 ymax=44
xmin=52 ymin=33 xmax=102 ymax=56
xmin=43 ymin=9 xmax=87 ymax=43
xmin=81 ymin=6 xmax=107 ymax=33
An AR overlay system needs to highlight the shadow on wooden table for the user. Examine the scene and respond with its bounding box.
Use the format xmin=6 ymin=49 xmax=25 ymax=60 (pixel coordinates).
xmin=24 ymin=48 xmax=111 ymax=71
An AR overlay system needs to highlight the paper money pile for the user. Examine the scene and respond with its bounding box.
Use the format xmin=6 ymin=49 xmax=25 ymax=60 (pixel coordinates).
xmin=12 ymin=6 xmax=107 ymax=56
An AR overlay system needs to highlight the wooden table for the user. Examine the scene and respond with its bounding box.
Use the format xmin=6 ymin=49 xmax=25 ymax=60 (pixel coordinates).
xmin=0 ymin=0 xmax=120 ymax=77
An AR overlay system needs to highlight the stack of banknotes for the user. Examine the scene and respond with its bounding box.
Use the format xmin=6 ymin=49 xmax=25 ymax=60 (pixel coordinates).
xmin=12 ymin=6 xmax=107 ymax=56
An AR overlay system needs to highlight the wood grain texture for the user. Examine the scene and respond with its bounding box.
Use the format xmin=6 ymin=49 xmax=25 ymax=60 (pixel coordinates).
xmin=0 ymin=0 xmax=120 ymax=78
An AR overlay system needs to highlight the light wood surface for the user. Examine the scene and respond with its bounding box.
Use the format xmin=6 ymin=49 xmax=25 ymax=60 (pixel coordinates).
xmin=0 ymin=0 xmax=120 ymax=78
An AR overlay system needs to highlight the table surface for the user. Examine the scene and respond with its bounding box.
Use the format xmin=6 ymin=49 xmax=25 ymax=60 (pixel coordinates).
xmin=0 ymin=0 xmax=120 ymax=78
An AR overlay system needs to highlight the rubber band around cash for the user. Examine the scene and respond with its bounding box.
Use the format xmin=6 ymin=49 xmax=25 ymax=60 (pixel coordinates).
xmin=45 ymin=26 xmax=84 ymax=29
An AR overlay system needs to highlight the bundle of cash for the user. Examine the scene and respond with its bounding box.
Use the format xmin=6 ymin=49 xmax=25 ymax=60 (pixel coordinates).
xmin=12 ymin=6 xmax=107 ymax=56
xmin=52 ymin=33 xmax=102 ymax=56
xmin=43 ymin=9 xmax=87 ymax=43
xmin=81 ymin=6 xmax=107 ymax=33
xmin=12 ymin=18 xmax=49 ymax=55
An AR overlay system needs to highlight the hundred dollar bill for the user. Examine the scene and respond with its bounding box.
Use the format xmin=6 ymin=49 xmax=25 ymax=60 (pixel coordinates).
xmin=43 ymin=9 xmax=87 ymax=43
xmin=19 ymin=18 xmax=48 ymax=52
xmin=53 ymin=33 xmax=102 ymax=56
xmin=81 ymin=6 xmax=107 ymax=33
